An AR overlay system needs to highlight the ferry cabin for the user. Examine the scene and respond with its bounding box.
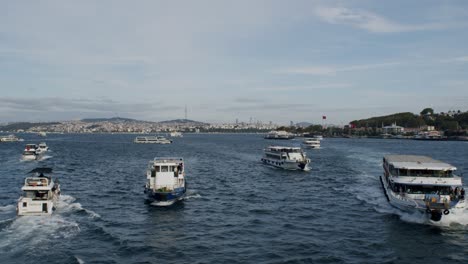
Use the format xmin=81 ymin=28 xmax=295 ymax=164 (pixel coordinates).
xmin=262 ymin=146 xmax=310 ymax=170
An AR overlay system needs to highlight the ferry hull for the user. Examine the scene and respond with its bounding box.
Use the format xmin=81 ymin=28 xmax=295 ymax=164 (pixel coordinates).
xmin=380 ymin=176 xmax=465 ymax=222
xmin=261 ymin=158 xmax=310 ymax=171
xmin=145 ymin=187 xmax=186 ymax=206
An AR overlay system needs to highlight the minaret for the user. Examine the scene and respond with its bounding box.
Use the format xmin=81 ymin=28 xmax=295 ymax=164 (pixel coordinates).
xmin=185 ymin=105 xmax=187 ymax=120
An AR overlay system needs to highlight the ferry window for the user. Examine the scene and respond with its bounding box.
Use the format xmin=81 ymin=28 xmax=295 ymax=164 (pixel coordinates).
xmin=23 ymin=202 xmax=27 ymax=207
xmin=170 ymin=166 xmax=175 ymax=172
xmin=151 ymin=170 xmax=156 ymax=177
xmin=161 ymin=166 xmax=169 ymax=172
xmin=155 ymin=166 xmax=160 ymax=172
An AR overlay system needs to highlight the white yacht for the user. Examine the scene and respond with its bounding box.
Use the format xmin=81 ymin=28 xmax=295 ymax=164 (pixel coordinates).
xmin=38 ymin=132 xmax=47 ymax=137
xmin=381 ymin=155 xmax=466 ymax=222
xmin=134 ymin=136 xmax=172 ymax=144
xmin=22 ymin=144 xmax=42 ymax=160
xmin=1 ymin=134 xmax=24 ymax=142
xmin=264 ymin=131 xmax=295 ymax=140
xmin=313 ymin=135 xmax=324 ymax=140
xmin=144 ymin=157 xmax=186 ymax=206
xmin=36 ymin=142 xmax=49 ymax=154
xmin=303 ymin=138 xmax=321 ymax=149
xmin=169 ymin=131 xmax=183 ymax=137
xmin=261 ymin=146 xmax=311 ymax=170
xmin=17 ymin=168 xmax=61 ymax=216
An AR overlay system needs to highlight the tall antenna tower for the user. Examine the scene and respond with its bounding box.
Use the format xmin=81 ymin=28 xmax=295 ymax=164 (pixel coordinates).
xmin=185 ymin=105 xmax=187 ymax=120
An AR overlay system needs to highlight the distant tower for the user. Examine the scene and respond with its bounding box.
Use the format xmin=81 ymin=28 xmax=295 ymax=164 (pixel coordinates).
xmin=236 ymin=118 xmax=238 ymax=124
xmin=185 ymin=105 xmax=187 ymax=120
xmin=290 ymin=121 xmax=294 ymax=127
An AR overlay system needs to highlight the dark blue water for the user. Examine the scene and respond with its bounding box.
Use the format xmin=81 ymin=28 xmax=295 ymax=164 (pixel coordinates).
xmin=1 ymin=134 xmax=467 ymax=264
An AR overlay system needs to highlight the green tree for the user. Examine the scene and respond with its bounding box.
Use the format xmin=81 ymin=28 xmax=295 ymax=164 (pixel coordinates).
xmin=420 ymin=108 xmax=434 ymax=116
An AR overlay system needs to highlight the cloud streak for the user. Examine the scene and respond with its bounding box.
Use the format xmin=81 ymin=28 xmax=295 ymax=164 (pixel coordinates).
xmin=280 ymin=62 xmax=400 ymax=76
xmin=313 ymin=7 xmax=446 ymax=33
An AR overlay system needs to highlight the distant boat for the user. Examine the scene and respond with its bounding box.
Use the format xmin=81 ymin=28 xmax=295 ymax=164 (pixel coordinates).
xmin=264 ymin=131 xmax=295 ymax=140
xmin=38 ymin=132 xmax=47 ymax=137
xmin=22 ymin=144 xmax=43 ymax=161
xmin=134 ymin=136 xmax=172 ymax=144
xmin=17 ymin=168 xmax=61 ymax=216
xmin=303 ymin=138 xmax=321 ymax=149
xmin=169 ymin=131 xmax=183 ymax=137
xmin=261 ymin=146 xmax=310 ymax=170
xmin=36 ymin=142 xmax=49 ymax=154
xmin=144 ymin=157 xmax=186 ymax=206
xmin=0 ymin=134 xmax=24 ymax=142
xmin=380 ymin=155 xmax=466 ymax=222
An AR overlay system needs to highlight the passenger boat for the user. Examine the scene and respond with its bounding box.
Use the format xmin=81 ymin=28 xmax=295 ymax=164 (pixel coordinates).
xmin=380 ymin=155 xmax=466 ymax=222
xmin=264 ymin=130 xmax=295 ymax=140
xmin=0 ymin=134 xmax=24 ymax=142
xmin=134 ymin=136 xmax=172 ymax=144
xmin=17 ymin=168 xmax=61 ymax=216
xmin=261 ymin=146 xmax=310 ymax=170
xmin=303 ymin=138 xmax=321 ymax=149
xmin=144 ymin=157 xmax=186 ymax=206
xmin=38 ymin=132 xmax=47 ymax=137
xmin=169 ymin=131 xmax=183 ymax=137
xmin=22 ymin=144 xmax=42 ymax=160
xmin=313 ymin=135 xmax=323 ymax=140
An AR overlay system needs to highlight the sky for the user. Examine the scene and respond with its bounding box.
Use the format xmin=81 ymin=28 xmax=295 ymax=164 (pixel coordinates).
xmin=1 ymin=0 xmax=468 ymax=125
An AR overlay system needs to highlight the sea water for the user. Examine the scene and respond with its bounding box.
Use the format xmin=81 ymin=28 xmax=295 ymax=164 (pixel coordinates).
xmin=0 ymin=134 xmax=467 ymax=263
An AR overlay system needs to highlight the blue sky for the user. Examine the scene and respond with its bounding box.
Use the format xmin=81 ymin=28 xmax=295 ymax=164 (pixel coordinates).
xmin=1 ymin=0 xmax=468 ymax=125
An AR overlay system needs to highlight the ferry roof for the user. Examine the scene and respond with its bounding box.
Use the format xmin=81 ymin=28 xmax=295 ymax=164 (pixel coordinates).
xmin=384 ymin=155 xmax=456 ymax=171
xmin=151 ymin=157 xmax=184 ymax=164
xmin=267 ymin=146 xmax=302 ymax=150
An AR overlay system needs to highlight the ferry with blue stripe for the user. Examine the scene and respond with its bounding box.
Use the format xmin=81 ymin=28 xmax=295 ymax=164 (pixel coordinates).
xmin=144 ymin=157 xmax=186 ymax=206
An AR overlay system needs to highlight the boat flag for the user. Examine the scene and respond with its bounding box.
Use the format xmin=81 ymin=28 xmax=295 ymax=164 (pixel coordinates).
xmin=322 ymin=116 xmax=326 ymax=120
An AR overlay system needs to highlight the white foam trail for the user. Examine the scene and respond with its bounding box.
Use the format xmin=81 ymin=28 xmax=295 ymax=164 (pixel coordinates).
xmin=0 ymin=215 xmax=80 ymax=249
xmin=75 ymin=256 xmax=85 ymax=264
xmin=58 ymin=195 xmax=101 ymax=219
xmin=0 ymin=205 xmax=15 ymax=212
xmin=184 ymin=193 xmax=202 ymax=200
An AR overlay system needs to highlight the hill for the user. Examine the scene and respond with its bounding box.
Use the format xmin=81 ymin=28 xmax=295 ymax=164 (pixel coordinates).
xmin=158 ymin=119 xmax=207 ymax=125
xmin=81 ymin=117 xmax=142 ymax=123
xmin=0 ymin=122 xmax=60 ymax=131
xmin=350 ymin=112 xmax=425 ymax=128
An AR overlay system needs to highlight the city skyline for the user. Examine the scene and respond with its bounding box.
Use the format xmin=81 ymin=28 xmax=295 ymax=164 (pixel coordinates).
xmin=1 ymin=1 xmax=468 ymax=125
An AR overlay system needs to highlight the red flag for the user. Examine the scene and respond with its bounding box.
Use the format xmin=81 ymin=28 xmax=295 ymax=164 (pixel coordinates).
xmin=322 ymin=116 xmax=326 ymax=120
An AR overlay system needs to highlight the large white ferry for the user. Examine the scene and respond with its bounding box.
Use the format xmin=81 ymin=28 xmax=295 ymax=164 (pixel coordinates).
xmin=261 ymin=146 xmax=310 ymax=170
xmin=134 ymin=136 xmax=172 ymax=144
xmin=303 ymin=138 xmax=321 ymax=149
xmin=264 ymin=131 xmax=295 ymax=140
xmin=17 ymin=168 xmax=61 ymax=216
xmin=381 ymin=155 xmax=466 ymax=222
xmin=1 ymin=134 xmax=24 ymax=142
xmin=144 ymin=157 xmax=186 ymax=206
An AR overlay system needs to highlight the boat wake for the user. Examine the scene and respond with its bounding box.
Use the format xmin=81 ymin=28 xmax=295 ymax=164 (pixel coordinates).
xmin=59 ymin=195 xmax=101 ymax=219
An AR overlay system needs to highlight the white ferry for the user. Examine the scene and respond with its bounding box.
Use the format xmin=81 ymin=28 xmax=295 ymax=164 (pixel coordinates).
xmin=169 ymin=131 xmax=183 ymax=137
xmin=17 ymin=168 xmax=61 ymax=216
xmin=22 ymin=144 xmax=42 ymax=160
xmin=1 ymin=134 xmax=24 ymax=142
xmin=264 ymin=131 xmax=295 ymax=140
xmin=381 ymin=155 xmax=466 ymax=222
xmin=303 ymin=138 xmax=321 ymax=149
xmin=134 ymin=136 xmax=172 ymax=144
xmin=314 ymin=135 xmax=323 ymax=140
xmin=261 ymin=146 xmax=311 ymax=170
xmin=144 ymin=157 xmax=186 ymax=206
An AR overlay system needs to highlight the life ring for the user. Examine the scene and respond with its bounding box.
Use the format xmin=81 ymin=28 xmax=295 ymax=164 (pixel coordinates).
xmin=443 ymin=209 xmax=449 ymax=215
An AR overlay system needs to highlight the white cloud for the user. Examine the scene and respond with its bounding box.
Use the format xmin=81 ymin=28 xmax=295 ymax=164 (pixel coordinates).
xmin=280 ymin=62 xmax=400 ymax=75
xmin=454 ymin=56 xmax=468 ymax=62
xmin=313 ymin=7 xmax=444 ymax=33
